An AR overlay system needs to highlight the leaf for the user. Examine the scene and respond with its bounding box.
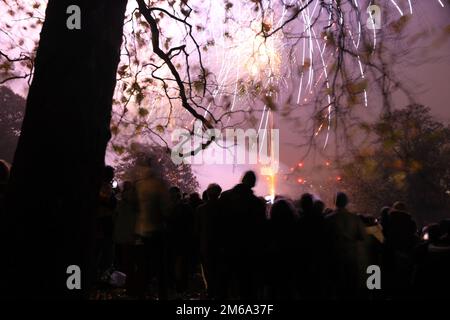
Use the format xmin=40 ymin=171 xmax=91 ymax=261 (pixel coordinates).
xmin=111 ymin=126 xmax=119 ymax=136
xmin=301 ymin=58 xmax=311 ymax=72
xmin=193 ymin=80 xmax=205 ymax=93
xmin=131 ymin=82 xmax=141 ymax=91
xmin=135 ymin=92 xmax=145 ymax=105
xmin=390 ymin=15 xmax=410 ymax=34
xmin=359 ymin=122 xmax=372 ymax=133
xmin=262 ymin=22 xmax=271 ymax=33
xmin=155 ymin=125 xmax=165 ymax=133
xmin=347 ymin=79 xmax=368 ymax=94
xmin=138 ymin=107 xmax=149 ymax=117
xmin=383 ymin=139 xmax=396 ymax=149
xmin=135 ymin=124 xmax=144 ymax=134
xmin=112 ymin=145 xmax=125 ymax=155
xmin=263 ymin=95 xmax=277 ymax=111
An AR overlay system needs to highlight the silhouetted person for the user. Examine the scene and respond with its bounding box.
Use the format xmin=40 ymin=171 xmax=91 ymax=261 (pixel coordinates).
xmin=189 ymin=192 xmax=203 ymax=210
xmin=413 ymin=221 xmax=450 ymax=299
xmin=113 ymin=181 xmax=139 ymax=296
xmin=359 ymin=215 xmax=384 ymax=266
xmin=187 ymin=192 xmax=203 ymax=275
xmin=220 ymin=171 xmax=266 ymax=299
xmin=313 ymin=199 xmax=325 ymax=216
xmin=195 ymin=183 xmax=222 ymax=298
xmin=386 ymin=202 xmax=418 ymax=250
xmin=360 ymin=214 xmax=385 ymax=300
xmin=384 ymin=202 xmax=418 ymax=299
xmin=133 ymin=160 xmax=169 ymax=299
xmin=96 ymin=165 xmax=117 ymax=280
xmin=378 ymin=206 xmax=391 ymax=238
xmin=266 ymin=199 xmax=297 ymax=299
xmin=201 ymin=190 xmax=209 ymax=202
xmin=296 ymin=194 xmax=325 ymax=298
xmin=324 ymin=192 xmax=366 ymax=299
xmin=296 ymin=193 xmax=314 ymax=217
xmin=167 ymin=186 xmax=195 ymax=296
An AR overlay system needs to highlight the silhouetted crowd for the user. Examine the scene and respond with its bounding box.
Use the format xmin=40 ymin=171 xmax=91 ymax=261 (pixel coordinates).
xmin=92 ymin=163 xmax=450 ymax=300
xmin=1 ymin=160 xmax=450 ymax=300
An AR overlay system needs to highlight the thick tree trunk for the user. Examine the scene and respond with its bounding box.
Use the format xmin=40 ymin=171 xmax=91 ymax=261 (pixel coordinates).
xmin=2 ymin=0 xmax=127 ymax=298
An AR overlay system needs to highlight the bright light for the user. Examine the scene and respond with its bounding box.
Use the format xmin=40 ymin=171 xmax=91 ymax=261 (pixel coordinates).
xmin=265 ymin=194 xmax=275 ymax=204
xmin=236 ymin=19 xmax=282 ymax=80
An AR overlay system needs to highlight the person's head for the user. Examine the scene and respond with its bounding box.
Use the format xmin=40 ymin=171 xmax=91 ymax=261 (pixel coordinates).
xmin=189 ymin=192 xmax=202 ymax=202
xmin=299 ymin=193 xmax=314 ymax=214
xmin=169 ymin=186 xmax=182 ymax=202
xmin=270 ymin=199 xmax=296 ymax=226
xmin=392 ymin=201 xmax=406 ymax=212
xmin=206 ymin=183 xmax=222 ymax=201
xmin=202 ymin=190 xmax=209 ymax=202
xmin=335 ymin=192 xmax=349 ymax=209
xmin=242 ymin=170 xmax=257 ymax=188
xmin=313 ymin=199 xmax=325 ymax=215
xmin=103 ymin=165 xmax=115 ymax=183
xmin=380 ymin=206 xmax=390 ymax=219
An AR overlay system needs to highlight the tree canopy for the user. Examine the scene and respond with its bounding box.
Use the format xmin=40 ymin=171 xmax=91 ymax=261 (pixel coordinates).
xmin=341 ymin=104 xmax=450 ymax=223
xmin=0 ymin=86 xmax=25 ymax=162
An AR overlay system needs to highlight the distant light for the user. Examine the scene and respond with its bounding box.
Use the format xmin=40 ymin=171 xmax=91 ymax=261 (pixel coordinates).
xmin=336 ymin=176 xmax=342 ymax=182
xmin=423 ymin=232 xmax=429 ymax=241
xmin=298 ymin=162 xmax=304 ymax=168
xmin=112 ymin=180 xmax=118 ymax=189
xmin=265 ymin=195 xmax=275 ymax=204
xmin=297 ymin=178 xmax=304 ymax=184
xmin=326 ymin=161 xmax=331 ymax=166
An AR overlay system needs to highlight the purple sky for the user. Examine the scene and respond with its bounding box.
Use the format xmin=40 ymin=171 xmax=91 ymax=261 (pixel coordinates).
xmin=194 ymin=4 xmax=450 ymax=196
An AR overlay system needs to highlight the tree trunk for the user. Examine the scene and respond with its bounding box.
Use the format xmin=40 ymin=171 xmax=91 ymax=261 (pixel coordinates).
xmin=2 ymin=0 xmax=127 ymax=299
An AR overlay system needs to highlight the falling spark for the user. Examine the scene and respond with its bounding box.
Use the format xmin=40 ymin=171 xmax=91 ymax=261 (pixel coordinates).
xmin=390 ymin=0 xmax=404 ymax=16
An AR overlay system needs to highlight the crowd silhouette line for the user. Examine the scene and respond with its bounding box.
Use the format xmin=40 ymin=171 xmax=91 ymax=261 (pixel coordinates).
xmin=1 ymin=160 xmax=450 ymax=300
